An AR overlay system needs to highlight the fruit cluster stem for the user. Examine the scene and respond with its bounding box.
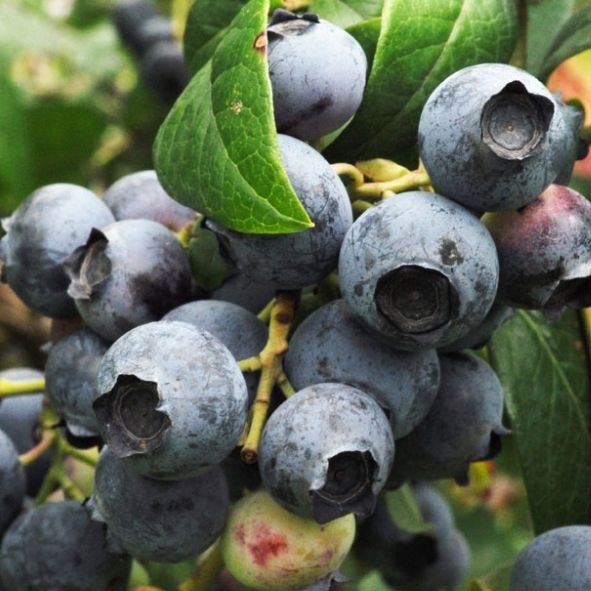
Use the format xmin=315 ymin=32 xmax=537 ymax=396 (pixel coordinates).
xmin=333 ymin=161 xmax=432 ymax=204
xmin=0 ymin=377 xmax=45 ymax=398
xmin=240 ymin=290 xmax=299 ymax=464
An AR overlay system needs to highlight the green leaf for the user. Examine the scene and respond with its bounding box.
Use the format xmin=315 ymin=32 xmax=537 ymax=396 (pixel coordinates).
xmin=488 ymin=310 xmax=591 ymax=535
xmin=525 ymin=0 xmax=574 ymax=78
xmin=0 ymin=59 xmax=36 ymax=213
xmin=154 ymin=0 xmax=312 ymax=235
xmin=188 ymin=217 xmax=233 ymax=291
xmin=183 ymin=0 xmax=249 ymax=77
xmin=347 ymin=17 xmax=382 ymax=71
xmin=309 ymin=0 xmax=384 ymax=28
xmin=537 ymin=4 xmax=591 ymax=81
xmin=322 ymin=0 xmax=518 ymax=166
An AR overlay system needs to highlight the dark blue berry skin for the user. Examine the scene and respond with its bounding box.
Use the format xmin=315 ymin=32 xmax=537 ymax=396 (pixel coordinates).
xmin=0 ymin=429 xmax=26 ymax=539
xmin=208 ymin=134 xmax=353 ymax=290
xmin=483 ymin=183 xmax=591 ymax=320
xmin=266 ymin=10 xmax=367 ymax=141
xmin=385 ymin=529 xmax=470 ymax=591
xmin=0 ymin=184 xmax=115 ymax=318
xmin=338 ymin=191 xmax=499 ymax=352
xmin=0 ymin=500 xmax=132 ymax=591
xmin=388 ymin=351 xmax=509 ymax=488
xmin=0 ymin=368 xmax=50 ymax=497
xmin=65 ymin=218 xmax=192 ymax=342
xmin=258 ymin=382 xmax=395 ymax=524
xmin=88 ymin=447 xmax=230 ymax=563
xmin=411 ymin=483 xmax=455 ymax=537
xmin=135 ymin=15 xmax=175 ymax=52
xmin=437 ymin=299 xmax=514 ymax=353
xmin=355 ymin=488 xmax=470 ymax=591
xmin=45 ymin=327 xmax=111 ymax=438
xmin=102 ymin=170 xmax=196 ymax=232
xmin=139 ymin=41 xmax=190 ymax=105
xmin=510 ymin=525 xmax=591 ymax=591
xmin=112 ymin=0 xmax=159 ymax=56
xmin=163 ymin=299 xmax=268 ymax=405
xmin=283 ymin=299 xmax=440 ymax=439
xmin=209 ymin=273 xmax=277 ymax=314
xmin=93 ymin=320 xmax=248 ymax=480
xmin=418 ymin=63 xmax=581 ymax=212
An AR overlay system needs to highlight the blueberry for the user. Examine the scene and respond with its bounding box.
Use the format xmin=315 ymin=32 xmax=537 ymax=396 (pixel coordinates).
xmin=411 ymin=482 xmax=456 ymax=538
xmin=355 ymin=489 xmax=470 ymax=590
xmin=93 ymin=320 xmax=248 ymax=479
xmin=163 ymin=299 xmax=269 ymax=404
xmin=64 ymin=218 xmax=192 ymax=342
xmin=338 ymin=191 xmax=499 ymax=351
xmin=385 ymin=529 xmax=471 ymax=591
xmin=102 ymin=170 xmax=196 ymax=232
xmin=554 ymin=99 xmax=587 ymax=185
xmin=437 ymin=298 xmax=514 ymax=353
xmin=418 ymin=63 xmax=582 ymax=212
xmin=283 ymin=299 xmax=440 ymax=438
xmin=0 ymin=428 xmax=26 ymax=538
xmin=135 ymin=15 xmax=175 ymax=54
xmin=0 ymin=183 xmax=115 ymax=318
xmin=208 ymin=273 xmax=277 ymax=314
xmin=87 ymin=446 xmax=230 ymax=563
xmin=0 ymin=500 xmax=132 ymax=591
xmin=139 ymin=40 xmax=190 ymax=105
xmin=111 ymin=0 xmax=159 ymax=56
xmin=388 ymin=351 xmax=510 ymax=487
xmin=221 ymin=488 xmax=355 ymax=591
xmin=258 ymin=382 xmax=395 ymax=523
xmin=266 ymin=10 xmax=367 ymax=141
xmin=45 ymin=327 xmax=111 ymax=438
xmin=483 ymin=183 xmax=591 ymax=319
xmin=0 ymin=368 xmax=50 ymax=497
xmin=208 ymin=134 xmax=353 ymax=290
xmin=510 ymin=525 xmax=591 ymax=591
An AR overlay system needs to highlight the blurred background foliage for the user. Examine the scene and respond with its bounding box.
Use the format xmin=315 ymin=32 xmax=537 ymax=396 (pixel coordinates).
xmin=0 ymin=0 xmax=184 ymax=218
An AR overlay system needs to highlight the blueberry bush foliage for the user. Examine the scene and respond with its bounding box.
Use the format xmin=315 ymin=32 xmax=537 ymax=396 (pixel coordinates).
xmin=2 ymin=0 xmax=591 ymax=590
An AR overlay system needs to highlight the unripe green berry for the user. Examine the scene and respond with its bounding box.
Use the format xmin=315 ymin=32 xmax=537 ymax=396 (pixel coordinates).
xmin=221 ymin=489 xmax=355 ymax=591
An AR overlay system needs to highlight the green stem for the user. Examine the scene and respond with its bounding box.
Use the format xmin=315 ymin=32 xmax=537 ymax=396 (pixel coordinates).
xmin=277 ymin=373 xmax=296 ymax=398
xmin=0 ymin=377 xmax=45 ymax=397
xmin=178 ymin=540 xmax=225 ymax=591
xmin=349 ymin=169 xmax=431 ymax=200
xmin=56 ymin=472 xmax=87 ymax=501
xmin=238 ymin=356 xmax=263 ymax=373
xmin=60 ymin=443 xmax=99 ymax=468
xmin=331 ymin=162 xmax=364 ymax=188
xmin=241 ymin=290 xmax=299 ymax=463
xmin=19 ymin=427 xmax=56 ymax=467
xmin=352 ymin=199 xmax=373 ymax=217
xmin=257 ymin=296 xmax=276 ymax=323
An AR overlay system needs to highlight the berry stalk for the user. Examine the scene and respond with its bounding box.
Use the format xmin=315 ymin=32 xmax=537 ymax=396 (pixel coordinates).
xmin=240 ymin=289 xmax=299 ymax=464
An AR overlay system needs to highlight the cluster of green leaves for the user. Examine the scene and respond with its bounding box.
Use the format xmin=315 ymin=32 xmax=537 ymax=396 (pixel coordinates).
xmin=151 ymin=0 xmax=591 ymax=589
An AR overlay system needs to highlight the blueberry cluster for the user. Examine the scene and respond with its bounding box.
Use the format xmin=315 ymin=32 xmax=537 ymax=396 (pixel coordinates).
xmin=0 ymin=6 xmax=588 ymax=591
xmin=112 ymin=0 xmax=189 ymax=104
